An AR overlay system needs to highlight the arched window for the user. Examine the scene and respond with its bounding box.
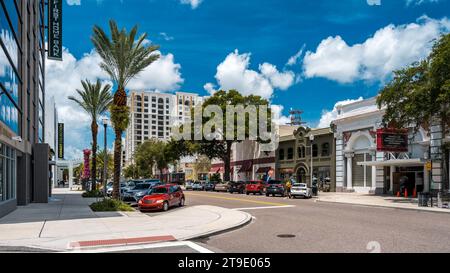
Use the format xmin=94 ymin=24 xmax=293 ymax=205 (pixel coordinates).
xmin=158 ymin=98 xmax=164 ymax=104
xmin=279 ymin=149 xmax=285 ymax=160
xmin=312 ymin=144 xmax=318 ymax=157
xmin=321 ymin=143 xmax=330 ymax=156
xmin=287 ymin=148 xmax=294 ymax=159
xmin=185 ymin=100 xmax=190 ymax=106
xmin=298 ymin=146 xmax=306 ymax=158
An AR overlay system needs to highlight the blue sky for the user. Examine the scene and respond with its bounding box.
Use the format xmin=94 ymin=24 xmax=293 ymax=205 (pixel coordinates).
xmin=49 ymin=0 xmax=450 ymax=159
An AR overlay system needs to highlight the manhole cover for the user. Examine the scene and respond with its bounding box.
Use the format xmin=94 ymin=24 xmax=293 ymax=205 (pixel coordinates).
xmin=277 ymin=234 xmax=296 ymax=238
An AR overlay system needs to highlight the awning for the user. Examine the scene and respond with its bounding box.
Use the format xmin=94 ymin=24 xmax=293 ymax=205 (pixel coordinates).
xmin=256 ymin=167 xmax=272 ymax=173
xmin=279 ymin=168 xmax=294 ymax=174
xmin=210 ymin=166 xmax=222 ymax=173
xmin=238 ymin=161 xmax=253 ymax=173
xmin=357 ymin=159 xmax=426 ymax=167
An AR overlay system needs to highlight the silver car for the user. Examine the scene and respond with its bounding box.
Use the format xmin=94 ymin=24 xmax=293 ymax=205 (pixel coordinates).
xmin=290 ymin=183 xmax=312 ymax=199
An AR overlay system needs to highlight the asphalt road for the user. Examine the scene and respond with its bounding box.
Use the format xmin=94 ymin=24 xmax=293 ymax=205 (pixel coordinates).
xmin=179 ymin=190 xmax=450 ymax=253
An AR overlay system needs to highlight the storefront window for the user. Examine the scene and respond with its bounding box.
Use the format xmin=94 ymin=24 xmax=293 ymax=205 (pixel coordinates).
xmin=0 ymin=143 xmax=16 ymax=202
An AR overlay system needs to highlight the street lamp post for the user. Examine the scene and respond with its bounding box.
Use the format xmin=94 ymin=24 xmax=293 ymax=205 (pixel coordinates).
xmin=102 ymin=118 xmax=109 ymax=197
xmin=309 ymin=134 xmax=315 ymax=186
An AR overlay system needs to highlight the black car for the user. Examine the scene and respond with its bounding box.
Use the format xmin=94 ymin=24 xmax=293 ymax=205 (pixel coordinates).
xmin=204 ymin=182 xmax=216 ymax=191
xmin=265 ymin=180 xmax=286 ymax=197
xmin=229 ymin=181 xmax=245 ymax=194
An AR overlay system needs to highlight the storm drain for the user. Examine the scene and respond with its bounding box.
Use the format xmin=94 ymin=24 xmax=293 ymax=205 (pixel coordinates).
xmin=276 ymin=234 xmax=296 ymax=238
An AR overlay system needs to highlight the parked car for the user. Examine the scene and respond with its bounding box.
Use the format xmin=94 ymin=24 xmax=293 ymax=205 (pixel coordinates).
xmin=229 ymin=181 xmax=245 ymax=194
xmin=245 ymin=180 xmax=265 ymax=195
xmin=290 ymin=183 xmax=312 ymax=199
xmin=265 ymin=180 xmax=286 ymax=197
xmin=214 ymin=181 xmax=230 ymax=192
xmin=192 ymin=181 xmax=205 ymax=191
xmin=204 ymin=182 xmax=216 ymax=191
xmin=138 ymin=184 xmax=185 ymax=212
xmin=122 ymin=180 xmax=162 ymax=202
xmin=185 ymin=180 xmax=194 ymax=190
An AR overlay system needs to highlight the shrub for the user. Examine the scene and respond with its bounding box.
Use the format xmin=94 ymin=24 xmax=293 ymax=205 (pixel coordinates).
xmin=82 ymin=190 xmax=104 ymax=198
xmin=89 ymin=199 xmax=134 ymax=212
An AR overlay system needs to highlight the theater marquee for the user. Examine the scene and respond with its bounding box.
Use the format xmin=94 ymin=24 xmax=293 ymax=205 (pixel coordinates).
xmin=376 ymin=128 xmax=408 ymax=152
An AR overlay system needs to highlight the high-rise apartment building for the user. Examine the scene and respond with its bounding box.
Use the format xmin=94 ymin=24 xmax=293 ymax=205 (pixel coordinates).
xmin=124 ymin=91 xmax=205 ymax=165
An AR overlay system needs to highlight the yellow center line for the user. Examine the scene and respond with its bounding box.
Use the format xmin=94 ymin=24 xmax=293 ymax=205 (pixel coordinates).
xmin=185 ymin=192 xmax=289 ymax=207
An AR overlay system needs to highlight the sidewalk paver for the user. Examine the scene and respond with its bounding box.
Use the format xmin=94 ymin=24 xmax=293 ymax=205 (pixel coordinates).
xmin=317 ymin=192 xmax=450 ymax=214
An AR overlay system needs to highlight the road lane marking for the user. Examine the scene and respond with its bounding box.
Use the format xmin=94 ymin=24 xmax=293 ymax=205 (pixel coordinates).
xmin=70 ymin=241 xmax=214 ymax=253
xmin=185 ymin=192 xmax=289 ymax=206
xmin=232 ymin=205 xmax=296 ymax=211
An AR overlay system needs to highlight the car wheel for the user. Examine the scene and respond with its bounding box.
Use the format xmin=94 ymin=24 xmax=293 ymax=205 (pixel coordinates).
xmin=179 ymin=198 xmax=185 ymax=207
xmin=162 ymin=201 xmax=169 ymax=211
xmin=266 ymin=193 xmax=269 ymax=197
xmin=246 ymin=192 xmax=249 ymax=195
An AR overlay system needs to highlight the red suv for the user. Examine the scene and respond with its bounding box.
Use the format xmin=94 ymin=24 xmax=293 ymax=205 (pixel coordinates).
xmin=138 ymin=184 xmax=185 ymax=212
xmin=245 ymin=180 xmax=265 ymax=195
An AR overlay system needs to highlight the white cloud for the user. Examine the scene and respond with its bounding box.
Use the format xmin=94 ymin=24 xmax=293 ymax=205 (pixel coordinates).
xmin=127 ymin=51 xmax=184 ymax=91
xmin=46 ymin=47 xmax=183 ymax=159
xmin=317 ymin=97 xmax=363 ymax=128
xmin=303 ymin=16 xmax=450 ymax=83
xmin=159 ymin=32 xmax=174 ymax=41
xmin=287 ymin=45 xmax=305 ymax=66
xmin=203 ymin=82 xmax=217 ymax=95
xmin=209 ymin=50 xmax=295 ymax=99
xmin=406 ymin=0 xmax=439 ymax=6
xmin=271 ymin=104 xmax=291 ymax=126
xmin=367 ymin=0 xmax=381 ymax=6
xmin=66 ymin=0 xmax=81 ymax=5
xmin=180 ymin=0 xmax=203 ymax=9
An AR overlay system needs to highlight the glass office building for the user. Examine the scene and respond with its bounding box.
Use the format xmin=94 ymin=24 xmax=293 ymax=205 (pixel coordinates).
xmin=0 ymin=0 xmax=47 ymax=217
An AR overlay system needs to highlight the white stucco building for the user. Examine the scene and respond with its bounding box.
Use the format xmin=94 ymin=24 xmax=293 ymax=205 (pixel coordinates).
xmin=332 ymin=96 xmax=439 ymax=194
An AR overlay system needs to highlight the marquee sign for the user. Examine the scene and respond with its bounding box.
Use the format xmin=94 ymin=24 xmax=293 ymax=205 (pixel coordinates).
xmin=48 ymin=0 xmax=62 ymax=60
xmin=58 ymin=123 xmax=64 ymax=159
xmin=376 ymin=128 xmax=408 ymax=152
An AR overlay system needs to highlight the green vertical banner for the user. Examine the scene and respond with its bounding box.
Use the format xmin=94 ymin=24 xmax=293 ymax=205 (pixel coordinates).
xmin=48 ymin=0 xmax=63 ymax=60
xmin=58 ymin=123 xmax=64 ymax=159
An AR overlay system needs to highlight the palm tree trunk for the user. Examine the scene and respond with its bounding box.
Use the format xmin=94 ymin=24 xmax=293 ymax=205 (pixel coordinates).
xmin=112 ymin=128 xmax=122 ymax=199
xmin=111 ymin=87 xmax=127 ymax=199
xmin=91 ymin=121 xmax=98 ymax=192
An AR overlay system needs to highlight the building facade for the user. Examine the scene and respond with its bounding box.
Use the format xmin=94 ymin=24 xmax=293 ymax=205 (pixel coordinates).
xmin=44 ymin=96 xmax=58 ymax=187
xmin=332 ymin=97 xmax=443 ymax=194
xmin=276 ymin=126 xmax=336 ymax=191
xmin=1 ymin=0 xmax=48 ymax=217
xmin=124 ymin=91 xmax=205 ymax=166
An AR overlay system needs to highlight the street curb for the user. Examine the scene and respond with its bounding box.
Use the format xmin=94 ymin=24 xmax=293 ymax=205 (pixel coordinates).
xmin=180 ymin=210 xmax=253 ymax=241
xmin=315 ymin=199 xmax=450 ymax=214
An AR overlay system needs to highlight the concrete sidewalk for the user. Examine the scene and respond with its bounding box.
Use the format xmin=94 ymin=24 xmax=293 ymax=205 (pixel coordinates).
xmin=0 ymin=188 xmax=251 ymax=252
xmin=317 ymin=192 xmax=450 ymax=213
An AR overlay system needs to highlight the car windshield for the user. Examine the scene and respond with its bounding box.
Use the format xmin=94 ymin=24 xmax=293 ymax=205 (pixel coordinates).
xmin=134 ymin=183 xmax=150 ymax=189
xmin=268 ymin=180 xmax=282 ymax=185
xmin=150 ymin=187 xmax=168 ymax=194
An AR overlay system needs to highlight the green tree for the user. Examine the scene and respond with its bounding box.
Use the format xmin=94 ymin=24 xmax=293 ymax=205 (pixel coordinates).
xmin=92 ymin=20 xmax=160 ymax=198
xmin=377 ymin=33 xmax=450 ymax=190
xmin=68 ymin=79 xmax=112 ymax=191
xmin=182 ymin=90 xmax=272 ymax=181
xmin=96 ymin=149 xmax=113 ymax=182
xmin=123 ymin=163 xmax=139 ymax=179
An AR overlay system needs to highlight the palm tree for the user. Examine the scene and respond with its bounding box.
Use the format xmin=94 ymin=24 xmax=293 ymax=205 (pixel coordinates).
xmin=91 ymin=20 xmax=160 ymax=199
xmin=69 ymin=79 xmax=113 ymax=192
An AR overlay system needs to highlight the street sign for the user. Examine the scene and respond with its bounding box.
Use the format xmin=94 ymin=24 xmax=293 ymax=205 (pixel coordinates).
xmin=58 ymin=123 xmax=64 ymax=159
xmin=48 ymin=0 xmax=63 ymax=60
